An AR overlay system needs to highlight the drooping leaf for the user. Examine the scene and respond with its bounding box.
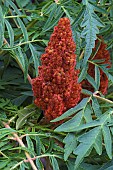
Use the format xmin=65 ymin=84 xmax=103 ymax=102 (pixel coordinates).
xmin=0 ymin=6 xmax=4 ymax=48
xmin=29 ymin=43 xmax=40 ymax=76
xmin=16 ymin=104 xmax=40 ymax=130
xmin=35 ymin=136 xmax=42 ymax=156
xmin=0 ymin=160 xmax=10 ymax=169
xmin=36 ymin=158 xmax=44 ymax=170
xmin=26 ymin=136 xmax=35 ymax=156
xmin=6 ymin=0 xmax=21 ymax=15
xmin=95 ymin=65 xmax=100 ymax=90
xmin=50 ymin=157 xmax=60 ymax=170
xmin=5 ymin=19 xmax=14 ymax=47
xmin=17 ymin=17 xmax=28 ymax=42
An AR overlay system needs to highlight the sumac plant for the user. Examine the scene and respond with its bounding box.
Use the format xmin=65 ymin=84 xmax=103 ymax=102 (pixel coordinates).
xmin=0 ymin=0 xmax=113 ymax=170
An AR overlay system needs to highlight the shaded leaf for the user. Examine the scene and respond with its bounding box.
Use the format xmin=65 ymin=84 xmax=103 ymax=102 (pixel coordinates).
xmin=29 ymin=43 xmax=39 ymax=76
xmin=0 ymin=6 xmax=4 ymax=48
xmin=16 ymin=104 xmax=40 ymax=130
xmin=5 ymin=19 xmax=14 ymax=47
xmin=17 ymin=17 xmax=28 ymax=42
xmin=50 ymin=157 xmax=60 ymax=170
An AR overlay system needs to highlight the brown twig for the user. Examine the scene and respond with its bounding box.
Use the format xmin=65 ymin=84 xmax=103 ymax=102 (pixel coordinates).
xmin=54 ymin=0 xmax=59 ymax=3
xmin=93 ymin=93 xmax=113 ymax=104
xmin=2 ymin=122 xmax=38 ymax=170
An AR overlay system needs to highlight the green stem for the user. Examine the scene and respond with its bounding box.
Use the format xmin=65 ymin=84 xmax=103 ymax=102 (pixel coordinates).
xmin=4 ymin=15 xmax=26 ymax=19
xmin=14 ymin=39 xmax=43 ymax=47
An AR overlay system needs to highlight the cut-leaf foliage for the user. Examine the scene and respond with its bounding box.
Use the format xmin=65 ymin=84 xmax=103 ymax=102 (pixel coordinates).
xmin=56 ymin=108 xmax=113 ymax=169
xmin=5 ymin=19 xmax=14 ymax=47
xmin=42 ymin=3 xmax=63 ymax=32
xmin=81 ymin=0 xmax=104 ymax=65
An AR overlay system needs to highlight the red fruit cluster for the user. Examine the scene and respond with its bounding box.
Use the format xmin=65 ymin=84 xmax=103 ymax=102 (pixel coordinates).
xmin=32 ymin=18 xmax=82 ymax=121
xmin=82 ymin=37 xmax=111 ymax=95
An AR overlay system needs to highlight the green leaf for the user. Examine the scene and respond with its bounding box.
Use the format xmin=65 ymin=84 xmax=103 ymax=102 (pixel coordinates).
xmin=102 ymin=125 xmax=112 ymax=159
xmin=81 ymin=1 xmax=104 ymax=65
xmin=15 ymin=47 xmax=28 ymax=80
xmin=63 ymin=133 xmax=77 ymax=161
xmin=29 ymin=43 xmax=39 ymax=76
xmin=16 ymin=104 xmax=39 ymax=130
xmin=36 ymin=158 xmax=44 ymax=170
xmin=0 ymin=5 xmax=4 ymax=48
xmin=26 ymin=136 xmax=35 ymax=156
xmin=90 ymin=3 xmax=107 ymax=14
xmin=74 ymin=31 xmax=81 ymax=68
xmin=99 ymin=159 xmax=113 ymax=170
xmin=15 ymin=47 xmax=25 ymax=70
xmin=55 ymin=110 xmax=83 ymax=132
xmin=4 ymin=19 xmax=14 ymax=47
xmin=73 ymin=7 xmax=85 ymax=26
xmin=66 ymin=119 xmax=101 ymax=132
xmin=82 ymin=89 xmax=93 ymax=96
xmin=73 ymin=127 xmax=101 ymax=169
xmin=100 ymin=66 xmax=113 ymax=84
xmin=61 ymin=6 xmax=74 ymax=24
xmin=43 ymin=3 xmax=57 ymax=31
xmin=83 ymin=103 xmax=93 ymax=123
xmin=95 ymin=65 xmax=100 ymax=90
xmin=86 ymin=74 xmax=98 ymax=91
xmin=17 ymin=17 xmax=28 ymax=42
xmin=92 ymin=97 xmax=102 ymax=118
xmin=0 ymin=128 xmax=16 ymax=133
xmin=20 ymin=163 xmax=25 ymax=170
xmin=50 ymin=157 xmax=60 ymax=170
xmin=0 ymin=141 xmax=8 ymax=148
xmin=51 ymin=98 xmax=89 ymax=122
xmin=78 ymin=64 xmax=88 ymax=83
xmin=0 ymin=160 xmax=10 ymax=169
xmin=42 ymin=4 xmax=63 ymax=32
xmin=6 ymin=0 xmax=21 ymax=15
xmin=94 ymin=128 xmax=102 ymax=155
xmin=46 ymin=139 xmax=54 ymax=153
xmin=11 ymin=95 xmax=28 ymax=106
xmin=10 ymin=146 xmax=34 ymax=156
xmin=35 ymin=136 xmax=42 ymax=156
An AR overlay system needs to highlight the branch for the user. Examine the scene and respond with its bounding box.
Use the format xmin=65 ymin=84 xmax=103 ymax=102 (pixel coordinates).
xmin=93 ymin=91 xmax=113 ymax=104
xmin=54 ymin=0 xmax=59 ymax=3
xmin=2 ymin=122 xmax=38 ymax=170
